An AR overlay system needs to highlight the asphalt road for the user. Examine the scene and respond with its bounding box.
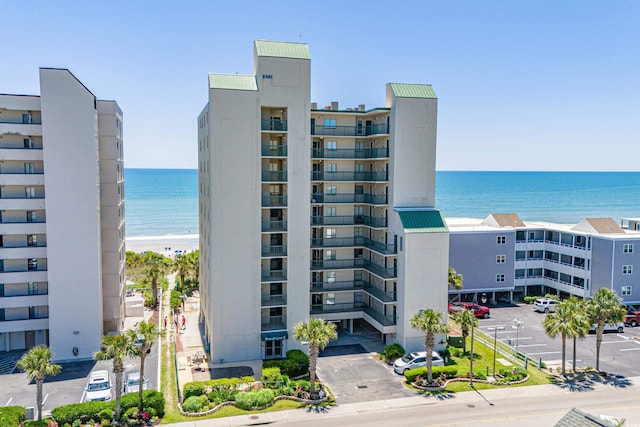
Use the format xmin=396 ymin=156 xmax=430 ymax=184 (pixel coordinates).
xmin=476 ymin=303 xmax=640 ymax=376
xmin=0 ymin=338 xmax=159 ymax=415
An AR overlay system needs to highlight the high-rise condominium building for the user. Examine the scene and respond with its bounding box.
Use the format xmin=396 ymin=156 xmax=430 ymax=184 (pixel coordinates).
xmin=0 ymin=68 xmax=125 ymax=361
xmin=198 ymin=41 xmax=449 ymax=363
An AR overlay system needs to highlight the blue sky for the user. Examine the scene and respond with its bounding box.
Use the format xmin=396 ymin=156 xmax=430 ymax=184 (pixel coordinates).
xmin=2 ymin=1 xmax=638 ymax=171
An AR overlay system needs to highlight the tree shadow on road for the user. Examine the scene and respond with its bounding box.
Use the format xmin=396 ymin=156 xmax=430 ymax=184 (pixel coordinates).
xmin=305 ymin=403 xmax=332 ymax=414
xmin=419 ymin=390 xmax=456 ymax=401
xmin=550 ymin=371 xmax=633 ymax=391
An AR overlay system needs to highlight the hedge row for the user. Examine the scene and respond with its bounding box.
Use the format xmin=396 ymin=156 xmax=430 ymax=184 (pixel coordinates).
xmin=404 ymin=366 xmax=458 ymax=383
xmin=51 ymin=390 xmax=164 ymax=424
xmin=183 ymin=376 xmax=255 ymax=400
xmin=262 ymin=349 xmax=309 ymax=378
xmin=0 ymin=406 xmax=26 ymax=426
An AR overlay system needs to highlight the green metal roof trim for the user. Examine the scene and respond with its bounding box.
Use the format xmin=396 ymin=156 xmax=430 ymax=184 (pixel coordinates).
xmin=255 ymin=40 xmax=310 ymax=60
xmin=310 ymin=107 xmax=391 ymax=114
xmin=390 ymin=83 xmax=437 ymax=99
xmin=397 ymin=210 xmax=449 ymax=233
xmin=209 ymin=74 xmax=257 ymax=91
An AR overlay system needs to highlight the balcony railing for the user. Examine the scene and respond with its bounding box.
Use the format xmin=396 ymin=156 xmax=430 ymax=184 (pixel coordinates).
xmin=363 ymin=305 xmax=396 ymax=326
xmin=311 ymin=302 xmax=364 ymax=314
xmin=261 ymin=119 xmax=287 ymax=132
xmin=311 ymin=147 xmax=389 ymax=159
xmin=363 ymin=238 xmax=396 ymax=254
xmin=0 ymin=171 xmax=44 ymax=175
xmin=261 ymin=315 xmax=287 ymax=331
xmin=311 ymin=193 xmax=388 ymax=205
xmin=363 ymin=285 xmax=396 ymax=302
xmin=311 ymin=280 xmax=367 ymax=292
xmin=262 ymin=245 xmax=287 ymax=256
xmin=311 ymin=215 xmax=387 ymax=227
xmin=262 ymin=171 xmax=287 ymax=182
xmin=261 ymin=294 xmax=287 ymax=306
xmin=311 ymin=171 xmax=388 ymax=182
xmin=262 ymin=145 xmax=288 ymax=156
xmin=0 ymin=196 xmax=45 ymax=200
xmin=262 ymin=195 xmax=287 ymax=207
xmin=0 ymin=289 xmax=48 ymax=297
xmin=0 ymin=119 xmax=42 ymax=125
xmin=363 ymin=260 xmax=396 ymax=278
xmin=0 ymin=219 xmax=46 ymax=224
xmin=310 ymin=259 xmax=396 ymax=278
xmin=262 ymin=220 xmax=287 ymax=232
xmin=311 ymin=237 xmax=364 ymax=248
xmin=311 ymin=123 xmax=388 ymax=137
xmin=261 ymin=270 xmax=287 ymax=281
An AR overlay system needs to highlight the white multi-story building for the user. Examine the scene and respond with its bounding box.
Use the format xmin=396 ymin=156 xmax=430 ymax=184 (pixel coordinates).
xmin=199 ymin=40 xmax=448 ymax=363
xmin=0 ymin=68 xmax=125 ymax=361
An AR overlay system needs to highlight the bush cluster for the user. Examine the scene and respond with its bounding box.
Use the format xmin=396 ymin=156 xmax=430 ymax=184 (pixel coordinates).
xmin=404 ymin=366 xmax=458 ymax=383
xmin=183 ymin=376 xmax=255 ymax=400
xmin=182 ymin=395 xmax=209 ymax=413
xmin=234 ymin=389 xmax=276 ymax=411
xmin=0 ymin=406 xmax=26 ymax=426
xmin=523 ymin=296 xmax=538 ymax=304
xmin=261 ymin=367 xmax=289 ymax=389
xmin=262 ymin=349 xmax=309 ymax=378
xmin=497 ymin=367 xmax=528 ymax=383
xmin=382 ymin=343 xmax=405 ymax=363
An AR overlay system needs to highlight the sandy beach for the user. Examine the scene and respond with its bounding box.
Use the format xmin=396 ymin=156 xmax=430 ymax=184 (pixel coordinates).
xmin=125 ymin=234 xmax=199 ymax=257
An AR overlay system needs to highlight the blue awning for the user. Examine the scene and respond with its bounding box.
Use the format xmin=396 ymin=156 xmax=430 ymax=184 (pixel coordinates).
xmin=261 ymin=331 xmax=288 ymax=341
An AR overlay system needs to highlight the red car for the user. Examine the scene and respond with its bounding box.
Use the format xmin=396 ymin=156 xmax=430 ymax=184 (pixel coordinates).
xmin=448 ymin=302 xmax=490 ymax=319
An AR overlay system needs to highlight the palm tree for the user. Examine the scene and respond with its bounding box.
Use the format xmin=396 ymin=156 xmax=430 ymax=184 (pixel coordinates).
xmin=588 ymin=288 xmax=626 ymax=371
xmin=173 ymin=254 xmax=190 ymax=289
xmin=564 ymin=297 xmax=590 ymax=373
xmin=453 ymin=308 xmax=477 ymax=354
xmin=410 ymin=309 xmax=450 ymax=384
xmin=187 ymin=250 xmax=200 ymax=282
xmin=127 ymin=321 xmax=160 ymax=411
xmin=142 ymin=251 xmax=170 ymax=306
xmin=543 ymin=299 xmax=589 ymax=376
xmin=94 ymin=334 xmax=133 ymax=421
xmin=293 ymin=318 xmax=337 ymax=398
xmin=448 ymin=267 xmax=463 ymax=291
xmin=17 ymin=346 xmax=61 ymax=421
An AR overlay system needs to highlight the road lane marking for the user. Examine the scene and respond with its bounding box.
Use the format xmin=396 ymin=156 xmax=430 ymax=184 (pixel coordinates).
xmin=617 ymin=334 xmax=630 ymax=340
xmin=527 ymin=351 xmax=562 ymax=355
xmin=5 ymin=397 xmax=13 ymax=406
xmin=602 ymin=340 xmax=634 ymax=344
xmin=508 ymin=343 xmax=546 ymax=348
xmin=41 ymin=394 xmax=48 ymax=405
xmin=619 ymin=347 xmax=640 ymax=352
xmin=80 ymin=390 xmax=86 ymax=403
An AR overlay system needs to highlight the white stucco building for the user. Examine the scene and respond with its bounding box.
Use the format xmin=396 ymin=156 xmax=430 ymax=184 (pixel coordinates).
xmin=0 ymin=68 xmax=125 ymax=361
xmin=198 ymin=40 xmax=448 ymax=363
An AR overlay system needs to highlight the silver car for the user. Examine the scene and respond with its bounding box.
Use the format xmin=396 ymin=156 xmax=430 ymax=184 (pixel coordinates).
xmin=124 ymin=371 xmax=148 ymax=394
xmin=393 ymin=351 xmax=444 ymax=374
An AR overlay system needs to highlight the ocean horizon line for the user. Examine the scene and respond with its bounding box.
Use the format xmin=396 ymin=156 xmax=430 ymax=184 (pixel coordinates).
xmin=123 ymin=168 xmax=640 ymax=173
xmin=126 ymin=234 xmax=199 ymax=241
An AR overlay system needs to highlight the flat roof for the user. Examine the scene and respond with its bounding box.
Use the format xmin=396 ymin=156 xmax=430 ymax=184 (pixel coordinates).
xmin=255 ymin=40 xmax=310 ymax=60
xmin=209 ymin=74 xmax=257 ymax=91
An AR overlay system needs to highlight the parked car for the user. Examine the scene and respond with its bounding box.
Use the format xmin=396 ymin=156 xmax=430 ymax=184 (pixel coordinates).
xmin=589 ymin=322 xmax=624 ymax=334
xmin=448 ymin=302 xmax=490 ymax=319
xmin=624 ymin=306 xmax=640 ymax=327
xmin=85 ymin=370 xmax=112 ymax=402
xmin=534 ymin=298 xmax=558 ymax=313
xmin=393 ymin=351 xmax=444 ymax=374
xmin=124 ymin=371 xmax=148 ymax=394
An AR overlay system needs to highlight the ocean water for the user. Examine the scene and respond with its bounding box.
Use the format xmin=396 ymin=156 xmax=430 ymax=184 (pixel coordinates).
xmin=124 ymin=169 xmax=640 ymax=237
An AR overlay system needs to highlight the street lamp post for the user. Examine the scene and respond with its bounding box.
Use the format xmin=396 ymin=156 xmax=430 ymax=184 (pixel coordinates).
xmin=488 ymin=326 xmax=505 ymax=378
xmin=468 ymin=321 xmax=475 ymax=387
xmin=512 ymin=318 xmax=524 ymax=351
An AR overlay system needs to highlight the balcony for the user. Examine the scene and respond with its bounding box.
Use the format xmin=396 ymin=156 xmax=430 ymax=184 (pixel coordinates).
xmin=261 ymin=119 xmax=287 ymax=132
xmin=311 ymin=147 xmax=389 ymax=159
xmin=363 ymin=305 xmax=396 ymax=326
xmin=262 ymin=171 xmax=287 ymax=182
xmin=311 ymin=302 xmax=363 ymax=315
xmin=363 ymin=285 xmax=396 ymax=303
xmin=261 ymin=294 xmax=287 ymax=307
xmin=363 ymin=260 xmax=396 ymax=279
xmin=262 ymin=195 xmax=287 ymax=207
xmin=261 ymin=245 xmax=287 ymax=257
xmin=261 ymin=270 xmax=287 ymax=282
xmin=261 ymin=145 xmax=288 ymax=157
xmin=0 ymin=123 xmax=43 ymax=137
xmin=363 ymin=238 xmax=396 ymax=254
xmin=311 ymin=193 xmax=388 ymax=205
xmin=311 ymin=237 xmax=364 ymax=248
xmin=311 ymin=215 xmax=387 ymax=227
xmin=311 ymin=171 xmax=388 ymax=182
xmin=261 ymin=315 xmax=287 ymax=331
xmin=311 ymin=123 xmax=388 ymax=137
xmin=310 ymin=259 xmax=396 ymax=278
xmin=311 ymin=280 xmax=366 ymax=292
xmin=262 ymin=220 xmax=287 ymax=232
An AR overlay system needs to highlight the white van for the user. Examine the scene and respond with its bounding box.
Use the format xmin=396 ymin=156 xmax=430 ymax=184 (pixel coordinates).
xmin=534 ymin=298 xmax=558 ymax=313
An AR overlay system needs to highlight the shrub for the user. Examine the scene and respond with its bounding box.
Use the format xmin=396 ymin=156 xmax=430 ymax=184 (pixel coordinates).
xmin=124 ymin=407 xmax=137 ymax=419
xmin=473 ymin=370 xmax=487 ymax=380
xmin=207 ymin=388 xmax=239 ymax=404
xmin=51 ymin=401 xmax=110 ymax=425
xmin=523 ymin=296 xmax=538 ymax=304
xmin=383 ymin=343 xmax=405 ymax=362
xmin=120 ymin=390 xmax=165 ymax=417
xmin=0 ymin=406 xmax=27 ymax=426
xmin=183 ymin=377 xmax=255 ymax=400
xmin=97 ymin=408 xmax=113 ymax=422
xmin=182 ymin=395 xmax=209 ymax=413
xmin=234 ymin=389 xmax=276 ymax=410
xmin=263 ymin=350 xmax=309 ymax=378
xmin=404 ymin=366 xmax=458 ymax=383
xmin=544 ymin=293 xmax=560 ymax=301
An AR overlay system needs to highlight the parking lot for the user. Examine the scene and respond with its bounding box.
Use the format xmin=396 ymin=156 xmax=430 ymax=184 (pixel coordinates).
xmin=476 ymin=303 xmax=640 ymax=376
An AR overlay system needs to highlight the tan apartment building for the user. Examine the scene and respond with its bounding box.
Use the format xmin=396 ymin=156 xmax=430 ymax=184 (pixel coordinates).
xmin=198 ymin=41 xmax=448 ymax=364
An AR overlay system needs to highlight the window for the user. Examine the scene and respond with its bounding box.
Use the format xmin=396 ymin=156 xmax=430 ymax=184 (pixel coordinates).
xmin=325 ymin=228 xmax=336 ymax=239
xmin=496 ymin=274 xmax=505 ymax=282
xmin=24 ymin=138 xmax=33 ymax=149
xmin=327 ymin=272 xmax=336 ymax=283
xmin=28 ymin=282 xmax=37 ymax=295
xmin=27 ymin=235 xmax=37 ymax=247
xmin=326 ymin=185 xmax=337 ymax=195
xmin=496 ymin=255 xmax=506 ymax=264
xmin=326 ymin=141 xmax=337 ymax=150
xmin=496 ymin=236 xmax=506 ymax=244
xmin=325 ymin=250 xmax=336 ymax=260
xmin=622 ymin=286 xmax=632 ymax=296
xmin=623 ymin=265 xmax=633 ymax=275
xmin=326 ymin=163 xmax=337 ymax=173
xmin=326 ymin=207 xmax=336 ymax=217
xmin=624 ymin=244 xmax=634 ymax=254
xmin=28 ymin=259 xmax=38 ymax=271
xmin=326 ymin=293 xmax=335 ymax=305
xmin=354 ymin=227 xmax=363 ymax=237
xmin=22 ymin=113 xmax=32 ymax=124
xmin=25 ymin=187 xmax=36 ymax=198
xmin=265 ymin=339 xmax=283 ymax=358
xmin=24 ymin=163 xmax=35 ymax=174
xmin=323 ymin=118 xmax=337 ymax=129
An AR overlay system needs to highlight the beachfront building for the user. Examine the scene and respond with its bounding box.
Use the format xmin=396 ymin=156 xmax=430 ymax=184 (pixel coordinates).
xmin=0 ymin=68 xmax=125 ymax=361
xmin=447 ymin=214 xmax=640 ymax=306
xmin=198 ymin=40 xmax=448 ymax=363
